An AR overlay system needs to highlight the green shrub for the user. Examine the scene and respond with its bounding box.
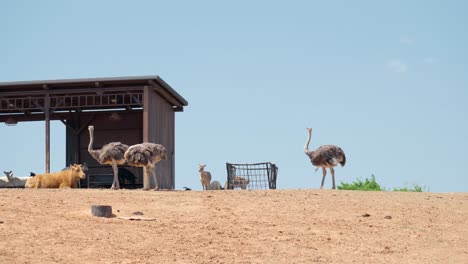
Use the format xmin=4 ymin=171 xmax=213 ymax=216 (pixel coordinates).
xmin=392 ymin=184 xmax=425 ymax=192
xmin=338 ymin=175 xmax=427 ymax=192
xmin=337 ymin=175 xmax=382 ymax=191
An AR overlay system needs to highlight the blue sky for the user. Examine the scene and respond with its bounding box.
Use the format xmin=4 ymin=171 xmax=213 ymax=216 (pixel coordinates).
xmin=1 ymin=1 xmax=467 ymax=192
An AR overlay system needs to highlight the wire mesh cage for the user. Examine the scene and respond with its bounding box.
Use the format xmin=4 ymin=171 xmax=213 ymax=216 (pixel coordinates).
xmin=226 ymin=162 xmax=278 ymax=190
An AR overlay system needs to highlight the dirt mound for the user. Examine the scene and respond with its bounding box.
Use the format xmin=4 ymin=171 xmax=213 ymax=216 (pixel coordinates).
xmin=0 ymin=189 xmax=466 ymax=263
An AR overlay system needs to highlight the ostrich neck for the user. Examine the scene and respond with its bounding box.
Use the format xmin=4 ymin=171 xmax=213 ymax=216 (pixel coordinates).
xmin=304 ymin=130 xmax=312 ymax=154
xmin=88 ymin=130 xmax=100 ymax=158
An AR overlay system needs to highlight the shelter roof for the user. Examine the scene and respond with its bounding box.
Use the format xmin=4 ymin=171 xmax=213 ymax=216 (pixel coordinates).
xmin=0 ymin=75 xmax=188 ymax=123
xmin=0 ymin=75 xmax=188 ymax=107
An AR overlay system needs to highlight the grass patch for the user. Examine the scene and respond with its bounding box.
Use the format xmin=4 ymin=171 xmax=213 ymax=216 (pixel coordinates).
xmin=392 ymin=184 xmax=426 ymax=192
xmin=337 ymin=175 xmax=382 ymax=191
xmin=338 ymin=175 xmax=426 ymax=192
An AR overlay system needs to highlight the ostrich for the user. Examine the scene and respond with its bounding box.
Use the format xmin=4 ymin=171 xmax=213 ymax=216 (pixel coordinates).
xmin=124 ymin=142 xmax=167 ymax=190
xmin=304 ymin=128 xmax=346 ymax=189
xmin=88 ymin=125 xmax=129 ymax=190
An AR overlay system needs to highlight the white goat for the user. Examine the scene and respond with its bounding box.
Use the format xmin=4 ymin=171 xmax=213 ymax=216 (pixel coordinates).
xmin=3 ymin=171 xmax=28 ymax=187
xmin=0 ymin=177 xmax=9 ymax=187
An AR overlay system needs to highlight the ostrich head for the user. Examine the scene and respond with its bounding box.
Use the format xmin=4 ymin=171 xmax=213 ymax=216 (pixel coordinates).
xmin=198 ymin=164 xmax=206 ymax=172
xmin=88 ymin=125 xmax=94 ymax=133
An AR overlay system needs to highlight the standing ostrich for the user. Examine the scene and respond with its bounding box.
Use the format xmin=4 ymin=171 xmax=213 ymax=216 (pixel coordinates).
xmin=124 ymin=143 xmax=167 ymax=190
xmin=304 ymin=128 xmax=346 ymax=189
xmin=88 ymin=125 xmax=129 ymax=190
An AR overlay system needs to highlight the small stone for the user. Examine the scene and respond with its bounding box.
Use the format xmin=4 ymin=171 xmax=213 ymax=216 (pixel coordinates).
xmin=362 ymin=213 xmax=371 ymax=217
xmin=132 ymin=211 xmax=144 ymax=216
xmin=384 ymin=215 xmax=392 ymax=219
xmin=0 ymin=221 xmax=4 ymax=224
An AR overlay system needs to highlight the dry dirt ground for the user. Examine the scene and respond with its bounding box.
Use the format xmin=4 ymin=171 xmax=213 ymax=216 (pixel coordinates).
xmin=0 ymin=188 xmax=467 ymax=264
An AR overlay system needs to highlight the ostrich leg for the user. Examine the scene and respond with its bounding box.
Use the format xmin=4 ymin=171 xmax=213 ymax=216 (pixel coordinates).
xmin=111 ymin=161 xmax=120 ymax=190
xmin=143 ymin=166 xmax=151 ymax=190
xmin=330 ymin=167 xmax=336 ymax=189
xmin=320 ymin=167 xmax=327 ymax=189
xmin=150 ymin=165 xmax=159 ymax=191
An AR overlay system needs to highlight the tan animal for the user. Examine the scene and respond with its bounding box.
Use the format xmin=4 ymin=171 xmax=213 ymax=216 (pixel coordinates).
xmin=224 ymin=176 xmax=250 ymax=190
xmin=231 ymin=176 xmax=250 ymax=190
xmin=199 ymin=164 xmax=212 ymax=191
xmin=25 ymin=164 xmax=86 ymax=189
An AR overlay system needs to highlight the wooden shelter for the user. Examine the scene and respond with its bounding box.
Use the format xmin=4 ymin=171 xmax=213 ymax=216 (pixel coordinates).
xmin=0 ymin=76 xmax=188 ymax=189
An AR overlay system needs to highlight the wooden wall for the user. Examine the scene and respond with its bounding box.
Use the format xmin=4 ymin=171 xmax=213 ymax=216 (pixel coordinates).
xmin=144 ymin=86 xmax=175 ymax=189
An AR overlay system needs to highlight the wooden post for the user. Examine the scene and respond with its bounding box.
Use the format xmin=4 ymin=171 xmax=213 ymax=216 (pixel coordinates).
xmin=45 ymin=94 xmax=50 ymax=173
xmin=74 ymin=111 xmax=80 ymax=164
xmin=143 ymin=86 xmax=152 ymax=188
xmin=143 ymin=86 xmax=149 ymax=143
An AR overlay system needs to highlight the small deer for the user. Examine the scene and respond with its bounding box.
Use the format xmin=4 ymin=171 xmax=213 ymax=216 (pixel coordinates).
xmin=199 ymin=164 xmax=212 ymax=191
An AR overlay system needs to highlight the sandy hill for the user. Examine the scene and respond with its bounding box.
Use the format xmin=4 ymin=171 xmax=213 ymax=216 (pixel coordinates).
xmin=0 ymin=188 xmax=466 ymax=263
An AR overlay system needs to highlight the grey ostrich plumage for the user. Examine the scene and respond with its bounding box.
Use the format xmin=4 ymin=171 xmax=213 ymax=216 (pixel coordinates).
xmin=89 ymin=142 xmax=129 ymax=165
xmin=306 ymin=145 xmax=346 ymax=167
xmin=88 ymin=125 xmax=129 ymax=165
xmin=124 ymin=143 xmax=167 ymax=167
xmin=124 ymin=142 xmax=167 ymax=190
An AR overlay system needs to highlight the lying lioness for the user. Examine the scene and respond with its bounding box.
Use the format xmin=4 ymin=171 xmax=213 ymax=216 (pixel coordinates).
xmin=25 ymin=164 xmax=86 ymax=189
